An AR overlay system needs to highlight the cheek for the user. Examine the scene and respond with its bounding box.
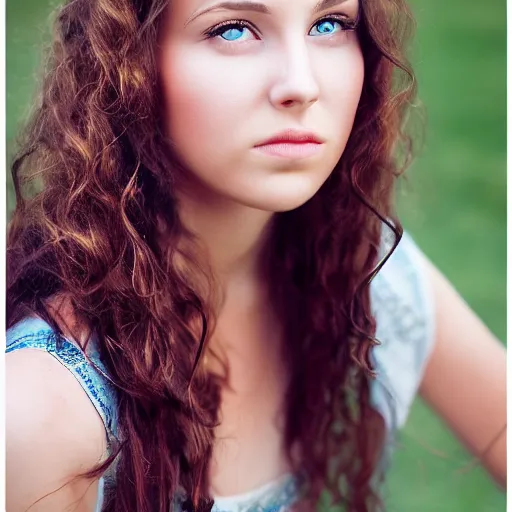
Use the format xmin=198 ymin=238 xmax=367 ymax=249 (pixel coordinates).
xmin=328 ymin=50 xmax=364 ymax=124
xmin=323 ymin=49 xmax=365 ymax=157
xmin=159 ymin=48 xmax=256 ymax=165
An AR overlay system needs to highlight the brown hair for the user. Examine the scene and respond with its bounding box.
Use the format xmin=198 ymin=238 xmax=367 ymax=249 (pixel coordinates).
xmin=7 ymin=0 xmax=418 ymax=510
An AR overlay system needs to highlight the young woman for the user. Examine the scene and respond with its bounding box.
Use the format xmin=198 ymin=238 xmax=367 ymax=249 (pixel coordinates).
xmin=6 ymin=0 xmax=506 ymax=511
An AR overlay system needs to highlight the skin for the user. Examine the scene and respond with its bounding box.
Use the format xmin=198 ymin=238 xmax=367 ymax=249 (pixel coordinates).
xmin=5 ymin=0 xmax=506 ymax=510
xmin=158 ymin=0 xmax=364 ymax=280
xmin=6 ymin=349 xmax=107 ymax=512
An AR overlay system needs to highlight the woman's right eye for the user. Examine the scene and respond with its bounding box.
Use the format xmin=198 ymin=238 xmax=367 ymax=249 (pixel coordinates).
xmin=205 ymin=21 xmax=258 ymax=42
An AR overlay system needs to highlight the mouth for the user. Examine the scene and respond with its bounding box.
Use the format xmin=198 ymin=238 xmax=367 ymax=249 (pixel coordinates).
xmin=254 ymin=129 xmax=325 ymax=159
xmin=255 ymin=128 xmax=324 ymax=146
xmin=253 ymin=142 xmax=323 ymax=159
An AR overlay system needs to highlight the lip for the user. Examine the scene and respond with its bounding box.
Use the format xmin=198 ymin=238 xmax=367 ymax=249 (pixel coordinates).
xmin=253 ymin=129 xmax=325 ymax=159
xmin=253 ymin=142 xmax=323 ymax=159
xmin=255 ymin=129 xmax=325 ymax=146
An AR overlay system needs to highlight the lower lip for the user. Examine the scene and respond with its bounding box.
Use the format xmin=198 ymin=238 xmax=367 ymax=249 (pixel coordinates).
xmin=254 ymin=142 xmax=323 ymax=159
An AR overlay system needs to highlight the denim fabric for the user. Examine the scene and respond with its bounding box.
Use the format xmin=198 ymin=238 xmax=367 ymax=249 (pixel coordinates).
xmin=6 ymin=231 xmax=435 ymax=512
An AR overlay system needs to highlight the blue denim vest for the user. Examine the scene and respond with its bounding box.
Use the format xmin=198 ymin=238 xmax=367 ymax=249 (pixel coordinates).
xmin=6 ymin=231 xmax=435 ymax=512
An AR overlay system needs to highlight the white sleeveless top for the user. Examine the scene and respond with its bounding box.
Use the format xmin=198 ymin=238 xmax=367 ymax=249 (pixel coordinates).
xmin=6 ymin=231 xmax=436 ymax=511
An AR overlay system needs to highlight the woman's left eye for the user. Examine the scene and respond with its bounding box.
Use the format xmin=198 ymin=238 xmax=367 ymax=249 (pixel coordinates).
xmin=205 ymin=21 xmax=258 ymax=42
xmin=309 ymin=17 xmax=350 ymax=36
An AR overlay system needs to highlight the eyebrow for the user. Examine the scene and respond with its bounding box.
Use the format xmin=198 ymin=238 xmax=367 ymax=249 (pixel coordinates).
xmin=185 ymin=0 xmax=351 ymax=27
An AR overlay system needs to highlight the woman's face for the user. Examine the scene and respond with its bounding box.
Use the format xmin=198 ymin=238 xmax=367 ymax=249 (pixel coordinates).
xmin=158 ymin=0 xmax=364 ymax=212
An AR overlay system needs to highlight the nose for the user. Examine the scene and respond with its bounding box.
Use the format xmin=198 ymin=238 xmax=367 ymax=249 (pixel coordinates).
xmin=268 ymin=42 xmax=320 ymax=111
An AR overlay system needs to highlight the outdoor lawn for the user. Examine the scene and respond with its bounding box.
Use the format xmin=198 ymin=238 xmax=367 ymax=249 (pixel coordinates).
xmin=6 ymin=0 xmax=506 ymax=510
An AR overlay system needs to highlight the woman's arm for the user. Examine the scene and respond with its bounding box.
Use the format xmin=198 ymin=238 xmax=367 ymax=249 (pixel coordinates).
xmin=6 ymin=349 xmax=107 ymax=512
xmin=418 ymin=256 xmax=506 ymax=488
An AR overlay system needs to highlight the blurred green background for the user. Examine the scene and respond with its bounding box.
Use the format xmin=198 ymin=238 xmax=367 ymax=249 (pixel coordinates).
xmin=6 ymin=0 xmax=506 ymax=510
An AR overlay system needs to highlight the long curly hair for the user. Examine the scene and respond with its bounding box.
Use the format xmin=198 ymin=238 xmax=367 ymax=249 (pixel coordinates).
xmin=7 ymin=0 xmax=418 ymax=510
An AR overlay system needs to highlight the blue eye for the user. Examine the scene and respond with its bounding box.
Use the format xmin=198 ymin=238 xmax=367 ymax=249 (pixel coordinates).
xmin=206 ymin=22 xmax=256 ymax=42
xmin=220 ymin=25 xmax=251 ymax=41
xmin=309 ymin=18 xmax=343 ymax=36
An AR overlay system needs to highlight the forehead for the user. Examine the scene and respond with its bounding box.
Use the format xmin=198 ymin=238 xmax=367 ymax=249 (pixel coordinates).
xmin=169 ymin=0 xmax=360 ymax=22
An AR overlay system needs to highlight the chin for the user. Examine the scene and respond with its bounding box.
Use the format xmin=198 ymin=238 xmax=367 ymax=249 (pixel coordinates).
xmin=258 ymin=195 xmax=316 ymax=213
xmin=230 ymin=177 xmax=327 ymax=213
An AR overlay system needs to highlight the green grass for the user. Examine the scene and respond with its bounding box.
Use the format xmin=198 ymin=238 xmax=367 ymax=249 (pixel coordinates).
xmin=6 ymin=1 xmax=506 ymax=510
xmin=386 ymin=1 xmax=506 ymax=510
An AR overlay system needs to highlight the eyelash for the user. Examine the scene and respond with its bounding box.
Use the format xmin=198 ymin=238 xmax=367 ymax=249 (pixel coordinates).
xmin=203 ymin=14 xmax=359 ymax=40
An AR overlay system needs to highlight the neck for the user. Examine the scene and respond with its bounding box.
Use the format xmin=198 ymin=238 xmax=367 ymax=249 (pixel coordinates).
xmin=176 ymin=184 xmax=275 ymax=288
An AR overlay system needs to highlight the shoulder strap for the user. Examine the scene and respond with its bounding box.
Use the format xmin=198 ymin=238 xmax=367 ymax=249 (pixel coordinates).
xmin=6 ymin=316 xmax=119 ymax=445
xmin=369 ymin=231 xmax=436 ymax=430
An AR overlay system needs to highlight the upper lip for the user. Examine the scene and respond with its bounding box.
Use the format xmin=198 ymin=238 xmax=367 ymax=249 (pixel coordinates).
xmin=255 ymin=129 xmax=325 ymax=146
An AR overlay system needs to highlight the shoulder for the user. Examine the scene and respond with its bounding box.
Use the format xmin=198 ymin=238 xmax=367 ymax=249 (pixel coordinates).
xmin=6 ymin=348 xmax=107 ymax=511
xmin=6 ymin=347 xmax=108 ymax=464
xmin=7 ymin=316 xmax=119 ymax=440
xmin=369 ymin=231 xmax=436 ymax=429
